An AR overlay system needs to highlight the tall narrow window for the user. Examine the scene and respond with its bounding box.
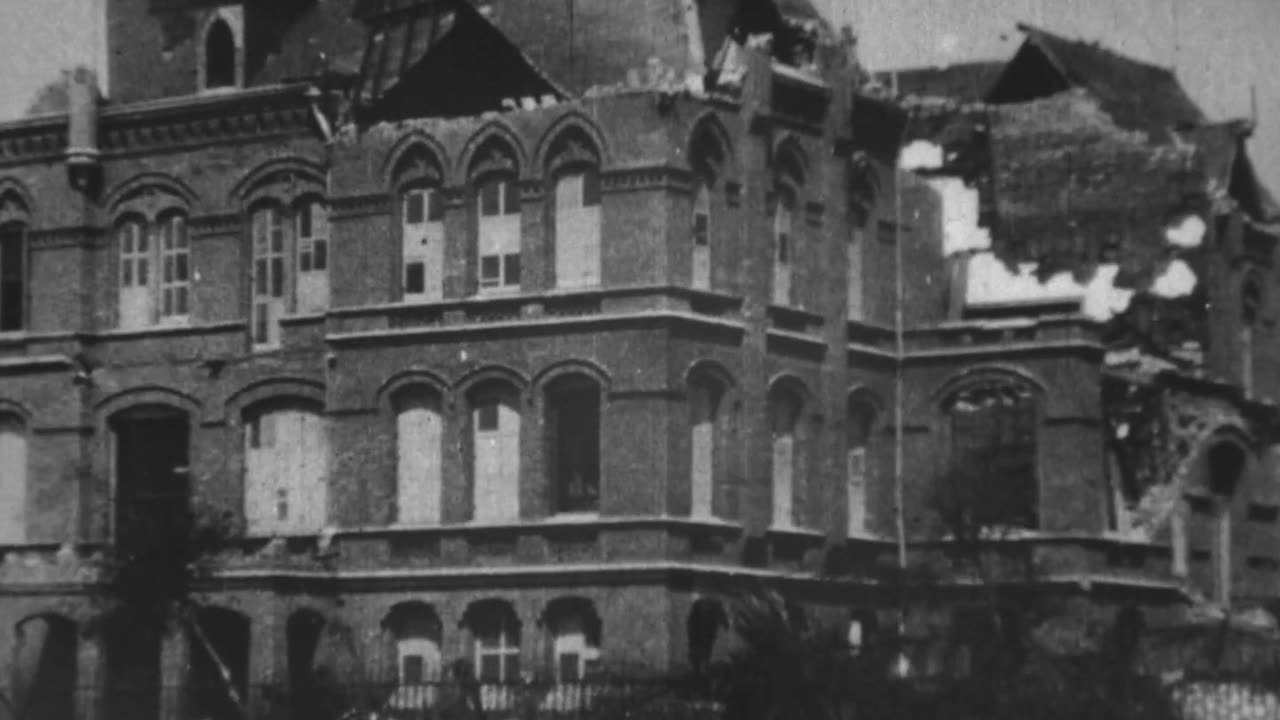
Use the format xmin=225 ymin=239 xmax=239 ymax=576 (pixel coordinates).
xmin=295 ymin=199 xmax=330 ymax=314
xmin=769 ymin=387 xmax=802 ymax=528
xmin=402 ymin=187 xmax=445 ymax=302
xmin=553 ymin=169 xmax=601 ymax=288
xmin=466 ymin=600 xmax=521 ymax=711
xmin=471 ymin=384 xmax=520 ymax=522
xmin=847 ymin=227 xmax=865 ymax=320
xmin=117 ymin=218 xmax=151 ymax=330
xmin=394 ymin=387 xmax=443 ymax=525
xmin=0 ymin=223 xmax=25 ymax=332
xmin=1242 ymin=276 xmax=1261 ymax=397
xmin=386 ymin=603 xmax=443 ymax=712
xmin=244 ymin=402 xmax=328 ymax=534
xmin=0 ymin=414 xmax=27 ymax=544
xmin=689 ymin=376 xmax=725 ymax=519
xmin=772 ymin=187 xmax=794 ymax=306
xmin=12 ymin=615 xmax=77 ymax=720
xmin=159 ymin=213 xmax=190 ymax=321
xmin=477 ymin=177 xmax=521 ymax=293
xmin=847 ymin=395 xmax=877 ymax=536
xmin=1208 ymin=443 xmax=1246 ymax=606
xmin=692 ymin=182 xmax=712 ymax=290
xmin=204 ymin=18 xmax=236 ymax=89
xmin=547 ymin=376 xmax=601 ymax=515
xmin=252 ymin=206 xmax=287 ymax=348
xmin=112 ymin=406 xmax=191 ymax=569
xmin=945 ymin=381 xmax=1038 ymax=529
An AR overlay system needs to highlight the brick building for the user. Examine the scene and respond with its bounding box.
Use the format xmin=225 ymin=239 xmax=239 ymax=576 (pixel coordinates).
xmin=0 ymin=3 xmax=1276 ymax=719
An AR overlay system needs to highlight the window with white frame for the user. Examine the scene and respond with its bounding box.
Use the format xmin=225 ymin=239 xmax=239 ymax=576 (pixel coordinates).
xmin=244 ymin=402 xmax=328 ymax=535
xmin=471 ymin=384 xmax=520 ymax=522
xmin=251 ymin=205 xmax=287 ymax=347
xmin=295 ymin=198 xmax=330 ymax=315
xmin=477 ymin=177 xmax=520 ymax=292
xmin=0 ymin=414 xmax=27 ymax=544
xmin=548 ymin=604 xmax=601 ymax=683
xmin=117 ymin=213 xmax=190 ymax=328
xmin=394 ymin=387 xmax=443 ymax=525
xmin=470 ymin=604 xmax=521 ymax=683
xmin=770 ymin=387 xmax=802 ymax=528
xmin=553 ymin=168 xmax=601 ymax=288
xmin=402 ymin=186 xmax=445 ymax=301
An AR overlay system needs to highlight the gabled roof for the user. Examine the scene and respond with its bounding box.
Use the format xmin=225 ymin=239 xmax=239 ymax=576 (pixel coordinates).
xmin=1176 ymin=122 xmax=1280 ymax=224
xmin=354 ymin=0 xmax=564 ymax=122
xmin=987 ymin=23 xmax=1206 ymax=141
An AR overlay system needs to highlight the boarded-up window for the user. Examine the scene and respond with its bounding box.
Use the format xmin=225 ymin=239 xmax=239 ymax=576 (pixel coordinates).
xmin=471 ymin=385 xmax=520 ymax=522
xmin=402 ymin=187 xmax=445 ymax=302
xmin=689 ymin=376 xmax=725 ymax=519
xmin=385 ymin=603 xmax=443 ymax=711
xmin=692 ymin=182 xmax=711 ymax=290
xmin=118 ymin=218 xmax=152 ymax=329
xmin=772 ymin=188 xmax=794 ymax=306
xmin=546 ymin=376 xmax=601 ymax=514
xmin=770 ymin=388 xmax=802 ymax=528
xmin=245 ymin=402 xmax=328 ymax=534
xmin=295 ymin=199 xmax=330 ymax=314
xmin=946 ymin=381 xmax=1038 ymax=529
xmin=547 ymin=602 xmax=601 ymax=683
xmin=395 ymin=387 xmax=443 ymax=525
xmin=554 ymin=169 xmax=601 ymax=288
xmin=251 ymin=206 xmax=288 ymax=348
xmin=477 ymin=178 xmax=521 ymax=292
xmin=0 ymin=414 xmax=27 ymax=544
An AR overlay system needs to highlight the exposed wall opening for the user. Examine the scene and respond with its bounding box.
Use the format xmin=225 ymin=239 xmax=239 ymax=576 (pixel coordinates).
xmin=105 ymin=617 xmax=163 ymax=720
xmin=11 ymin=615 xmax=77 ymax=720
xmin=204 ymin=19 xmax=237 ymax=89
xmin=112 ymin=405 xmax=191 ymax=554
xmin=942 ymin=380 xmax=1038 ymax=530
xmin=846 ymin=393 xmax=879 ymax=536
xmin=286 ymin=609 xmax=326 ymax=715
xmin=687 ymin=597 xmax=728 ymax=678
xmin=187 ymin=607 xmax=250 ymax=720
xmin=545 ymin=375 xmax=601 ymax=514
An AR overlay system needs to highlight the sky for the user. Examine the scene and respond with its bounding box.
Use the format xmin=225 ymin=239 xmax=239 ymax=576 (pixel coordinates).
xmin=0 ymin=0 xmax=1276 ymax=192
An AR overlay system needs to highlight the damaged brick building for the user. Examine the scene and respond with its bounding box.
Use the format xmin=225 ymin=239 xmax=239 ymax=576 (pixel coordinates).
xmin=0 ymin=2 xmax=1278 ymax=718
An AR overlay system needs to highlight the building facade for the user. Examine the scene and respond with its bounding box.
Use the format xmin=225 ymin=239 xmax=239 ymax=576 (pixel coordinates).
xmin=0 ymin=3 xmax=1276 ymax=719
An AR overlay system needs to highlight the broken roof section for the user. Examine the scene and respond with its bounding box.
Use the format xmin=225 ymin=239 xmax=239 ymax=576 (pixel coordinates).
xmin=988 ymin=23 xmax=1206 ymax=143
xmin=877 ymin=61 xmax=1005 ymax=106
xmin=353 ymin=0 xmax=564 ymax=122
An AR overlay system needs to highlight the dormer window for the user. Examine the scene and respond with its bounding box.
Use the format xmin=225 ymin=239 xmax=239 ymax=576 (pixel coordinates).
xmin=200 ymin=8 xmax=244 ymax=91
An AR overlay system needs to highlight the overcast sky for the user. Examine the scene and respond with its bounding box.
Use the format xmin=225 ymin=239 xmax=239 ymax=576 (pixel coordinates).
xmin=1 ymin=0 xmax=1276 ymax=192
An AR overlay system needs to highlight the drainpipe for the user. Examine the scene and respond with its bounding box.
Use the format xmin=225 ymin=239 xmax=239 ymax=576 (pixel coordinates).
xmin=65 ymin=68 xmax=101 ymax=193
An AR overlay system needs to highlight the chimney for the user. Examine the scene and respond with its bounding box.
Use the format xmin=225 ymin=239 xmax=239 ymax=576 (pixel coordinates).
xmin=65 ymin=67 xmax=101 ymax=193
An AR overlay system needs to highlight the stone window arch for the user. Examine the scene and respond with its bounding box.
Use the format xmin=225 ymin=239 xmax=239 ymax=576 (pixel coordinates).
xmin=469 ymin=138 xmax=522 ymax=294
xmin=689 ymin=118 xmax=729 ymax=290
xmin=547 ymin=129 xmax=602 ymax=289
xmin=200 ymin=9 xmax=243 ymax=91
xmin=940 ymin=376 xmax=1040 ymax=530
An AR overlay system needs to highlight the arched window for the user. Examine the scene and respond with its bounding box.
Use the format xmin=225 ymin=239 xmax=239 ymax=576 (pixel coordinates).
xmin=0 ymin=221 xmax=27 ymax=331
xmin=402 ymin=185 xmax=445 ymax=302
xmin=244 ymin=400 xmax=328 ymax=534
xmin=689 ymin=121 xmax=726 ymax=291
xmin=251 ymin=204 xmax=287 ymax=347
xmin=1208 ymin=442 xmax=1246 ymax=605
xmin=553 ymin=167 xmax=602 ymax=288
xmin=469 ymin=382 xmax=520 ymax=522
xmin=944 ymin=379 xmax=1038 ymax=529
xmin=295 ymin=198 xmax=330 ymax=314
xmin=546 ymin=375 xmax=601 ymax=515
xmin=476 ymin=175 xmax=521 ymax=293
xmin=204 ymin=18 xmax=237 ymax=89
xmin=11 ymin=615 xmax=77 ymax=720
xmin=117 ymin=212 xmax=190 ymax=328
xmin=769 ymin=384 xmax=804 ymax=528
xmin=464 ymin=600 xmax=521 ymax=708
xmin=111 ymin=405 xmax=190 ymax=553
xmin=689 ymin=373 xmax=727 ymax=519
xmin=394 ymin=386 xmax=444 ymax=525
xmin=847 ymin=393 xmax=878 ymax=536
xmin=384 ymin=603 xmax=443 ymax=712
xmin=544 ymin=598 xmax=601 ymax=683
xmin=772 ymin=185 xmax=795 ymax=306
xmin=0 ymin=413 xmax=27 ymax=544
xmin=687 ymin=598 xmax=727 ymax=677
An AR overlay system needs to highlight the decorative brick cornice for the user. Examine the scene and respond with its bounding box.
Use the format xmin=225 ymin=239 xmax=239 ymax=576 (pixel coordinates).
xmin=601 ymin=166 xmax=690 ymax=194
xmin=189 ymin=212 xmax=241 ymax=238
xmin=331 ymin=193 xmax=392 ymax=220
xmin=28 ymin=226 xmax=105 ymax=249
